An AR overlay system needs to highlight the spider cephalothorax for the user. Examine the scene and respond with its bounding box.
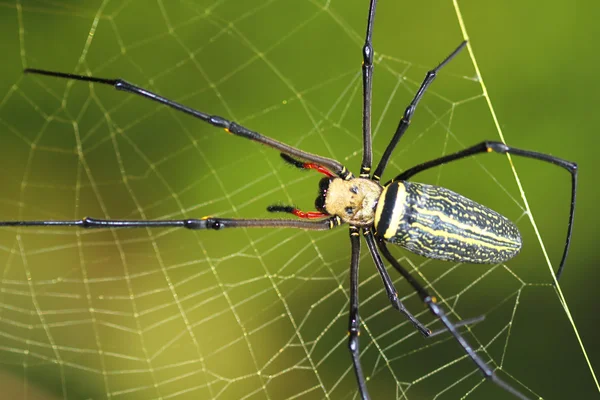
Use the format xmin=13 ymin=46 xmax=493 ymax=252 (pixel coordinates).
xmin=316 ymin=177 xmax=382 ymax=226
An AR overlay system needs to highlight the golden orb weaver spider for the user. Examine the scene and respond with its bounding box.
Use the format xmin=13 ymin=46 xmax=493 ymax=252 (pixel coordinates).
xmin=1 ymin=1 xmax=577 ymax=399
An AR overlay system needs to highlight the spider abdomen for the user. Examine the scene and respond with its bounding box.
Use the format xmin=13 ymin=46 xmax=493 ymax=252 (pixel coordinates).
xmin=374 ymin=181 xmax=522 ymax=264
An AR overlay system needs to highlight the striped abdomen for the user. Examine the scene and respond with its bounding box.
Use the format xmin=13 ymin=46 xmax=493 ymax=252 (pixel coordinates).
xmin=374 ymin=181 xmax=521 ymax=264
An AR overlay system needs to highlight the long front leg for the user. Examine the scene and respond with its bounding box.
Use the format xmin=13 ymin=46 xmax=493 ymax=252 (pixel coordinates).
xmin=359 ymin=0 xmax=378 ymax=178
xmin=23 ymin=68 xmax=353 ymax=180
xmin=0 ymin=215 xmax=342 ymax=231
xmin=371 ymin=41 xmax=467 ymax=181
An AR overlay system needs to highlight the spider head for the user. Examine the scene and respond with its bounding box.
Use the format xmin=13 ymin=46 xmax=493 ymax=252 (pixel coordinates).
xmin=316 ymin=177 xmax=382 ymax=226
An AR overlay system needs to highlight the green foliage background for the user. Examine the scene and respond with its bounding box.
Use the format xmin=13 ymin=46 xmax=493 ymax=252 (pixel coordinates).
xmin=0 ymin=0 xmax=597 ymax=399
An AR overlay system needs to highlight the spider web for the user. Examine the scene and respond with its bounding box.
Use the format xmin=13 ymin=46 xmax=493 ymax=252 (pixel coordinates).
xmin=0 ymin=0 xmax=597 ymax=399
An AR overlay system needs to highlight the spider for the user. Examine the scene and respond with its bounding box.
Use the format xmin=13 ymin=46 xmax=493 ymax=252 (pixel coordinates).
xmin=2 ymin=1 xmax=577 ymax=399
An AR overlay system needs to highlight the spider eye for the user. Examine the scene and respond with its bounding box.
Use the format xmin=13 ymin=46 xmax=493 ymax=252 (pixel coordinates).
xmin=318 ymin=177 xmax=331 ymax=193
xmin=315 ymin=195 xmax=326 ymax=212
xmin=345 ymin=207 xmax=354 ymax=215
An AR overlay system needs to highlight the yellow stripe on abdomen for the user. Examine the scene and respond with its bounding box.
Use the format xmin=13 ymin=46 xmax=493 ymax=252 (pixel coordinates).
xmin=375 ymin=181 xmax=522 ymax=264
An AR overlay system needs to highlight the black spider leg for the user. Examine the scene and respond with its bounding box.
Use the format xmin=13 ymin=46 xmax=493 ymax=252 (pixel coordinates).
xmin=348 ymin=226 xmax=369 ymax=400
xmin=347 ymin=227 xmax=431 ymax=400
xmin=390 ymin=141 xmax=577 ymax=280
xmin=365 ymin=229 xmax=483 ymax=321
xmin=371 ymin=41 xmax=467 ymax=182
xmin=426 ymin=300 xmax=530 ymax=400
xmin=359 ymin=0 xmax=378 ymax=177
xmin=363 ymin=229 xmax=431 ymax=336
xmin=376 ymin=240 xmax=530 ymax=399
xmin=23 ymin=68 xmax=353 ymax=180
xmin=0 ymin=215 xmax=343 ymax=231
xmin=374 ymin=241 xmax=484 ymax=335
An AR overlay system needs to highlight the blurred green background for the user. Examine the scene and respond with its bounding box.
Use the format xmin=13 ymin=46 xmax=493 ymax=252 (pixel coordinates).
xmin=0 ymin=0 xmax=597 ymax=399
